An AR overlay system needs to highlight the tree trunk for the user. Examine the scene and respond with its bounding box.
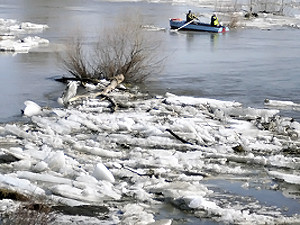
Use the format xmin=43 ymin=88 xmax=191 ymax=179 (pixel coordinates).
xmin=94 ymin=74 xmax=125 ymax=97
xmin=68 ymin=74 xmax=125 ymax=104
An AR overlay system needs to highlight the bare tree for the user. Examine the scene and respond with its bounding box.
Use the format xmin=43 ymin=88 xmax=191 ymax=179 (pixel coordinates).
xmin=61 ymin=36 xmax=99 ymax=82
xmin=251 ymin=0 xmax=286 ymax=14
xmin=60 ymin=13 xmax=163 ymax=84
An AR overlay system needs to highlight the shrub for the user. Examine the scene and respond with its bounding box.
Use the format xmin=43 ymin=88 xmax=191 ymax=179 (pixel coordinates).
xmin=61 ymin=13 xmax=164 ymax=84
xmin=61 ymin=36 xmax=98 ymax=82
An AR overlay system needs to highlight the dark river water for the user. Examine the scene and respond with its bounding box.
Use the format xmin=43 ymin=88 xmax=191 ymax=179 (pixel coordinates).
xmin=0 ymin=0 xmax=299 ymax=123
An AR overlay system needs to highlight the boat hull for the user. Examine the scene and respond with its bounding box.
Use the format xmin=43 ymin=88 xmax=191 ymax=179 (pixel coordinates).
xmin=170 ymin=19 xmax=229 ymax=33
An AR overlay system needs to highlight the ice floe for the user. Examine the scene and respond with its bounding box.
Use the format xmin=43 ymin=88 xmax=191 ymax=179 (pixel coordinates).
xmin=93 ymin=163 xmax=115 ymax=183
xmin=0 ymin=18 xmax=48 ymax=34
xmin=264 ymin=98 xmax=300 ymax=111
xmin=0 ymin=35 xmax=49 ymax=53
xmin=0 ymin=18 xmax=49 ymax=53
xmin=22 ymin=100 xmax=43 ymax=117
xmin=0 ymin=83 xmax=299 ymax=224
xmin=268 ymin=170 xmax=300 ymax=185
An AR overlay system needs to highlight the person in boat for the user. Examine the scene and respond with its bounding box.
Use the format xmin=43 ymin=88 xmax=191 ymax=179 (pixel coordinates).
xmin=210 ymin=14 xmax=220 ymax=27
xmin=186 ymin=10 xmax=198 ymax=24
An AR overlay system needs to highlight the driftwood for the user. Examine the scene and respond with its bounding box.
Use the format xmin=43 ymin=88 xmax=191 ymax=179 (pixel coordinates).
xmin=98 ymin=94 xmax=118 ymax=113
xmin=94 ymin=74 xmax=125 ymax=97
xmin=68 ymin=74 xmax=125 ymax=103
xmin=55 ymin=77 xmax=100 ymax=85
xmin=166 ymin=129 xmax=194 ymax=145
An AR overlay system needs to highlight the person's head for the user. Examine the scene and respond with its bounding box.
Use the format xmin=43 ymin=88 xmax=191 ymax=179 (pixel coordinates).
xmin=189 ymin=10 xmax=191 ymax=13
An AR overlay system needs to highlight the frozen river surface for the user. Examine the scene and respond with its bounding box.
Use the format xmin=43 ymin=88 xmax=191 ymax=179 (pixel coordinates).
xmin=0 ymin=0 xmax=300 ymax=225
xmin=0 ymin=0 xmax=300 ymax=122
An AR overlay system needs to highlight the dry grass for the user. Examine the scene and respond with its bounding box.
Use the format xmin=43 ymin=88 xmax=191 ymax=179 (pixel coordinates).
xmin=0 ymin=189 xmax=29 ymax=202
xmin=1 ymin=194 xmax=55 ymax=225
xmin=3 ymin=203 xmax=53 ymax=225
